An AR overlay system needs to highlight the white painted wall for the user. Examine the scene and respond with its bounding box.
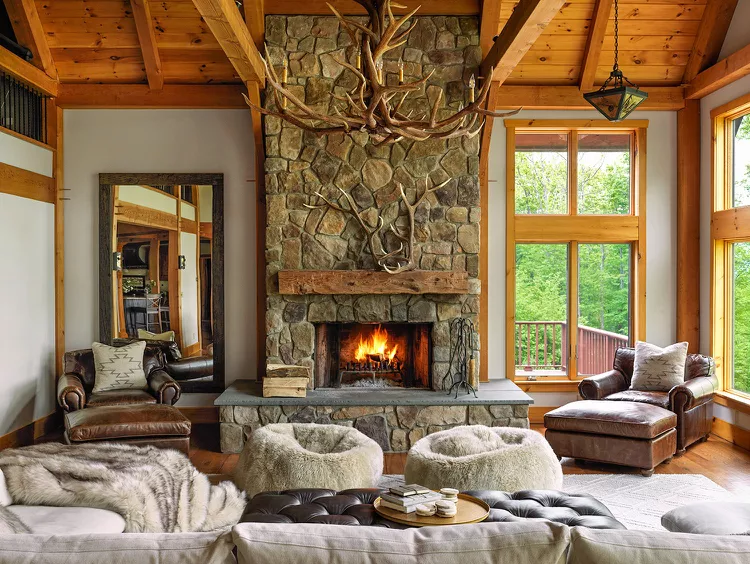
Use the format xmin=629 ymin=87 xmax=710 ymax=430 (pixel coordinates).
xmin=0 ymin=194 xmax=56 ymax=435
xmin=0 ymin=130 xmax=53 ymax=176
xmin=718 ymin=0 xmax=750 ymax=61
xmin=487 ymin=111 xmax=678 ymax=377
xmin=180 ymin=230 xmax=200 ymax=347
xmin=118 ymin=185 xmax=177 ymax=214
xmin=63 ymin=109 xmax=257 ymax=385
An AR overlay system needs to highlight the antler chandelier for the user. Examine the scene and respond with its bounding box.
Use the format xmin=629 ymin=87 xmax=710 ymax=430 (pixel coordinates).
xmin=244 ymin=0 xmax=519 ymax=145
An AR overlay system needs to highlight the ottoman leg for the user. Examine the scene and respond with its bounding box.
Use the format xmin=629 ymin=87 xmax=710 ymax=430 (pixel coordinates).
xmin=663 ymin=456 xmax=673 ymax=465
xmin=641 ymin=468 xmax=655 ymax=477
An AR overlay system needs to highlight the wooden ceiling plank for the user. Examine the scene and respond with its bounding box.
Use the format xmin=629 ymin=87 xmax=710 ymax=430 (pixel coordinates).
xmin=579 ymin=0 xmax=614 ymax=91
xmin=131 ymin=0 xmax=164 ymax=90
xmin=682 ymin=0 xmax=738 ymax=83
xmin=243 ymin=0 xmax=265 ymax=49
xmin=686 ymin=42 xmax=750 ymax=99
xmin=480 ymin=1 xmax=504 ymax=57
xmin=3 ymin=0 xmax=57 ymax=78
xmin=56 ymin=84 xmax=246 ymax=108
xmin=263 ymin=0 xmax=480 ymax=15
xmin=191 ymin=0 xmax=265 ymax=83
xmin=493 ymin=85 xmax=685 ymax=110
xmin=480 ymin=0 xmax=569 ymax=84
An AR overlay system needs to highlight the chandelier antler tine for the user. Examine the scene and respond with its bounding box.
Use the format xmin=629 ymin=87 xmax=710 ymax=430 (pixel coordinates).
xmin=327 ymin=2 xmax=376 ymax=39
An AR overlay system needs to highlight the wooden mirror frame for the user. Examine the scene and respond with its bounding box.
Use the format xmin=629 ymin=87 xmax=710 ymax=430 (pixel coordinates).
xmin=99 ymin=173 xmax=225 ymax=392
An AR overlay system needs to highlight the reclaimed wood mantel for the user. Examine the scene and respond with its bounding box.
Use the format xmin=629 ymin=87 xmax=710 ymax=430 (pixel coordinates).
xmin=277 ymin=270 xmax=470 ymax=295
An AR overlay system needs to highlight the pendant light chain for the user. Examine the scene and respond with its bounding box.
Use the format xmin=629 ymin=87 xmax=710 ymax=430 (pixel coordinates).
xmin=613 ymin=0 xmax=619 ymax=71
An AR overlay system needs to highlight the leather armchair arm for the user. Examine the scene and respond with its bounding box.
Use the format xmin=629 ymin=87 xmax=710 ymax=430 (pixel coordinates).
xmin=579 ymin=370 xmax=628 ymax=400
xmin=165 ymin=356 xmax=213 ymax=381
xmin=148 ymin=369 xmax=181 ymax=405
xmin=670 ymin=375 xmax=718 ymax=412
xmin=57 ymin=374 xmax=86 ymax=412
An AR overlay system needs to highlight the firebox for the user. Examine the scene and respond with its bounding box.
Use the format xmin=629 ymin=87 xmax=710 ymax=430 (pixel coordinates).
xmin=314 ymin=322 xmax=432 ymax=389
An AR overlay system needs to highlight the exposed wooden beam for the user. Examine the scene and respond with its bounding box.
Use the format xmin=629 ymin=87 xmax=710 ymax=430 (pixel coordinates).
xmin=191 ymin=0 xmax=265 ymax=83
xmin=479 ymin=0 xmax=504 ymax=57
xmin=687 ymin=43 xmax=750 ymax=99
xmin=2 ymin=0 xmax=57 ymax=78
xmin=493 ymin=85 xmax=685 ymax=110
xmin=264 ymin=0 xmax=480 ymax=15
xmin=0 ymin=46 xmax=58 ymax=96
xmin=676 ymin=100 xmax=701 ymax=352
xmin=56 ymin=84 xmax=247 ymax=108
xmin=243 ymin=0 xmax=265 ymax=49
xmin=578 ymin=0 xmax=614 ymax=92
xmin=0 ymin=161 xmax=55 ymax=204
xmin=130 ymin=0 xmax=163 ymax=90
xmin=480 ymin=0 xmax=568 ymax=84
xmin=683 ymin=0 xmax=739 ymax=83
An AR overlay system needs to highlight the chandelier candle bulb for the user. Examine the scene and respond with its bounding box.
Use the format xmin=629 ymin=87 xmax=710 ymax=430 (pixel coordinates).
xmin=281 ymin=58 xmax=288 ymax=85
xmin=398 ymin=58 xmax=404 ymax=83
xmin=469 ymin=75 xmax=475 ymax=103
xmin=376 ymin=59 xmax=383 ymax=83
xmin=356 ymin=47 xmax=361 ymax=70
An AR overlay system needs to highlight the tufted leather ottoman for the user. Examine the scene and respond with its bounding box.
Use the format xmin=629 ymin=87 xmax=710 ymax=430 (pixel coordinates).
xmin=240 ymin=488 xmax=625 ymax=529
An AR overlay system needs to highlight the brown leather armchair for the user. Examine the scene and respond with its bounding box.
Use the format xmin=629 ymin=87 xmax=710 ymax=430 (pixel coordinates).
xmin=579 ymin=347 xmax=717 ymax=454
xmin=57 ymin=346 xmax=181 ymax=412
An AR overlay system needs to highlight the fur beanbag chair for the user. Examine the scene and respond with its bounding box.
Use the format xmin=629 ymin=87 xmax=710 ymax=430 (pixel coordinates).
xmin=405 ymin=425 xmax=563 ymax=492
xmin=234 ymin=424 xmax=383 ymax=497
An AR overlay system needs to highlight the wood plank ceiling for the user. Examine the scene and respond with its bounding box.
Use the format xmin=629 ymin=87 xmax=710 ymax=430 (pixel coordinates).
xmin=32 ymin=0 xmax=713 ymax=87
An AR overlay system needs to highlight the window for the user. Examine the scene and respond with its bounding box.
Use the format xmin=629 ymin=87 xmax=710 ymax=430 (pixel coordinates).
xmin=711 ymin=94 xmax=750 ymax=400
xmin=506 ymin=120 xmax=647 ymax=383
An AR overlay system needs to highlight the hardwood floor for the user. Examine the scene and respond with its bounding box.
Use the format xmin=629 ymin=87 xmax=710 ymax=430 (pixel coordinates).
xmin=190 ymin=424 xmax=750 ymax=496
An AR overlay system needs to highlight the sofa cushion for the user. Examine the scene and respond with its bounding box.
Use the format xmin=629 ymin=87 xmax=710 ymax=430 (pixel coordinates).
xmin=65 ymin=404 xmax=191 ymax=442
xmin=0 ymin=470 xmax=11 ymax=506
xmin=631 ymin=341 xmax=688 ymax=392
xmin=661 ymin=502 xmax=750 ymax=535
xmin=0 ymin=531 xmax=234 ymax=564
xmin=568 ymin=526 xmax=750 ymax=564
xmin=544 ymin=400 xmax=676 ymax=439
xmin=6 ymin=506 xmax=126 ymax=535
xmin=233 ymin=521 xmax=570 ymax=564
xmin=87 ymin=390 xmax=157 ymax=408
xmin=604 ymin=390 xmax=670 ymax=409
xmin=92 ymin=341 xmax=148 ymax=393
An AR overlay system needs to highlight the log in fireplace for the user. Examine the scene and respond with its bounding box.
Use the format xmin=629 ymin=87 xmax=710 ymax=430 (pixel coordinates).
xmin=314 ymin=322 xmax=432 ymax=389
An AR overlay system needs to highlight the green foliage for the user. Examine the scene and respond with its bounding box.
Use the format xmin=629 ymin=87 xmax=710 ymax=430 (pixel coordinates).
xmin=732 ymin=243 xmax=750 ymax=393
xmin=515 ymin=152 xmax=568 ymax=214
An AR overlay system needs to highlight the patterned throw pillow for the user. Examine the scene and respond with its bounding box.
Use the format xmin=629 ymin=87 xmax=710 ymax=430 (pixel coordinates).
xmin=92 ymin=341 xmax=148 ymax=393
xmin=630 ymin=341 xmax=688 ymax=392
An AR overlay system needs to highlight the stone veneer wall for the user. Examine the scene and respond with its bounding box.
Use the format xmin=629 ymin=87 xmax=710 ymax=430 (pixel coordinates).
xmin=220 ymin=404 xmax=530 ymax=453
xmin=263 ymin=14 xmax=483 ymax=385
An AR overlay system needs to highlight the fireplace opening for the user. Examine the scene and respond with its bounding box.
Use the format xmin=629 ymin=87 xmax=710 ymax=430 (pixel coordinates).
xmin=314 ymin=322 xmax=432 ymax=389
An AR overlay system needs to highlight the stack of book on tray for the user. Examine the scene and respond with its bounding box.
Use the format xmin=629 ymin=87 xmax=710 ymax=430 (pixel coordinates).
xmin=379 ymin=485 xmax=442 ymax=514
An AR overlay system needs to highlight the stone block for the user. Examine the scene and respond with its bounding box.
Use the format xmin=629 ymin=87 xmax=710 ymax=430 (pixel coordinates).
xmin=332 ymin=406 xmax=384 ymax=420
xmin=220 ymin=423 xmax=244 ymax=454
xmin=391 ymin=428 xmax=408 ymax=452
xmin=234 ymin=406 xmax=260 ymax=426
xmin=468 ymin=405 xmax=493 ymax=426
xmin=219 ymin=406 xmax=234 ymax=423
xmin=355 ymin=415 xmax=390 ymax=451
xmin=259 ymin=406 xmax=282 ymax=425
xmin=489 ymin=405 xmax=514 ymax=418
xmin=415 ymin=406 xmax=467 ymax=426
xmin=288 ymin=406 xmax=317 ymax=423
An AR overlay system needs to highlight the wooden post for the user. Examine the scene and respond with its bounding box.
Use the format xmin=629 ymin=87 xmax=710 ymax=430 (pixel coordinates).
xmin=677 ymin=100 xmax=701 ymax=352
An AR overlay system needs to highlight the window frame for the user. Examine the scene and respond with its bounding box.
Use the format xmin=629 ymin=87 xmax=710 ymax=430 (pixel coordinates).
xmin=710 ymin=93 xmax=750 ymax=404
xmin=505 ymin=119 xmax=648 ymax=385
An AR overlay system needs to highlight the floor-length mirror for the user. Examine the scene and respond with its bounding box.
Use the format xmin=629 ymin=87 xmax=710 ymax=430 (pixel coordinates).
xmin=99 ymin=174 xmax=224 ymax=391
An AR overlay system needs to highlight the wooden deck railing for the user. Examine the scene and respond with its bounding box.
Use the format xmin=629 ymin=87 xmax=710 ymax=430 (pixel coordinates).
xmin=515 ymin=321 xmax=628 ymax=375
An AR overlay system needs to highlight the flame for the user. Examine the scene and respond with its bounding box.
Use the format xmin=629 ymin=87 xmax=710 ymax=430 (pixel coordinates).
xmin=354 ymin=325 xmax=398 ymax=363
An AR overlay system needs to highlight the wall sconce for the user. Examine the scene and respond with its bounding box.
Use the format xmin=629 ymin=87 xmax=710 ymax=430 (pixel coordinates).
xmin=113 ymin=251 xmax=122 ymax=271
xmin=178 ymin=255 xmax=186 ymax=270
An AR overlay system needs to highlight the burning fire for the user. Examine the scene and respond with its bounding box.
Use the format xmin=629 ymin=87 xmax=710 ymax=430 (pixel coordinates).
xmin=355 ymin=325 xmax=398 ymax=363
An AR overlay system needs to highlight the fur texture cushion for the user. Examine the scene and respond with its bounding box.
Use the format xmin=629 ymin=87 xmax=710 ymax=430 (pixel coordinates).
xmin=404 ymin=425 xmax=563 ymax=492
xmin=234 ymin=424 xmax=383 ymax=497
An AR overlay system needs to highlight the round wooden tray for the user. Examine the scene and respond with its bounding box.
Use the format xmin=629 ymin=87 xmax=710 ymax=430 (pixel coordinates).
xmin=374 ymin=493 xmax=490 ymax=527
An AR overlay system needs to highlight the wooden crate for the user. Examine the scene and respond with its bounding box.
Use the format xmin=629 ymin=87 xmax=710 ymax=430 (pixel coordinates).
xmin=262 ymin=377 xmax=308 ymax=398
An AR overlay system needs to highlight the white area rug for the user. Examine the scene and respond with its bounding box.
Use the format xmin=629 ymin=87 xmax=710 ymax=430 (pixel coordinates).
xmin=377 ymin=474 xmax=742 ymax=530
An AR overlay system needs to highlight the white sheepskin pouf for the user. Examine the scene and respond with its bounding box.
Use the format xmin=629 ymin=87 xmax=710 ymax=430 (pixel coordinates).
xmin=234 ymin=423 xmax=383 ymax=497
xmin=404 ymin=425 xmax=563 ymax=492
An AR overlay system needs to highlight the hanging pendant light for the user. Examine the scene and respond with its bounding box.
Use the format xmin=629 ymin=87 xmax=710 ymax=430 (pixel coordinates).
xmin=584 ymin=0 xmax=648 ymax=121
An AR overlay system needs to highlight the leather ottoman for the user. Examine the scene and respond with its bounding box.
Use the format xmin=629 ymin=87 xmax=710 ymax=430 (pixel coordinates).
xmin=64 ymin=404 xmax=192 ymax=455
xmin=544 ymin=400 xmax=676 ymax=476
xmin=240 ymin=488 xmax=626 ymax=529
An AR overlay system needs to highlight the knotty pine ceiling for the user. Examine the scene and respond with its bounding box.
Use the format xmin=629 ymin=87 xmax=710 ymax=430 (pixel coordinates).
xmin=36 ymin=0 xmax=703 ymax=86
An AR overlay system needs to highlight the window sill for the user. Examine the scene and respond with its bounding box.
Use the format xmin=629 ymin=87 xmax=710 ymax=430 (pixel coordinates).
xmin=714 ymin=391 xmax=750 ymax=415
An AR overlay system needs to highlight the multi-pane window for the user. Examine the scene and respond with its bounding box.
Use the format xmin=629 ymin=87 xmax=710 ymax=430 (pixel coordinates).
xmin=711 ymin=96 xmax=750 ymax=399
xmin=506 ymin=120 xmax=647 ymax=382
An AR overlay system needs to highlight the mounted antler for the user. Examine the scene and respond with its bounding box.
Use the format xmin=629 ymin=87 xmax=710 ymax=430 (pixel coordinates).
xmin=305 ymin=176 xmax=448 ymax=274
xmin=244 ymin=0 xmax=520 ymax=145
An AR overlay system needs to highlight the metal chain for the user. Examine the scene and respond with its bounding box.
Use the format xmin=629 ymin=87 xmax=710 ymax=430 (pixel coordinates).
xmin=613 ymin=0 xmax=619 ymax=70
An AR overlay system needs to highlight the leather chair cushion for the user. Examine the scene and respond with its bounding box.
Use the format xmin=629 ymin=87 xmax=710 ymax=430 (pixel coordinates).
xmin=544 ymin=400 xmax=676 ymax=439
xmin=87 ymin=390 xmax=157 ymax=408
xmin=6 ymin=505 xmax=126 ymax=535
xmin=65 ymin=404 xmax=191 ymax=442
xmin=604 ymin=390 xmax=670 ymax=409
xmin=240 ymin=489 xmax=624 ymax=530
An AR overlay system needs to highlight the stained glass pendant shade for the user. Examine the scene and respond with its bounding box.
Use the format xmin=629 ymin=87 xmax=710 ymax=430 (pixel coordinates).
xmin=584 ymin=0 xmax=648 ymax=121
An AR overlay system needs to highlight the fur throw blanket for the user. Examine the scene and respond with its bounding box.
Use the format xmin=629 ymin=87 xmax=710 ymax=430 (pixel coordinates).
xmin=0 ymin=442 xmax=246 ymax=533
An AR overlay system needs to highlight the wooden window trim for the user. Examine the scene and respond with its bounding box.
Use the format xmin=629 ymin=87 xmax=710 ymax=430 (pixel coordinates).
xmin=506 ymin=119 xmax=647 ymax=383
xmin=710 ymin=93 xmax=750 ymax=402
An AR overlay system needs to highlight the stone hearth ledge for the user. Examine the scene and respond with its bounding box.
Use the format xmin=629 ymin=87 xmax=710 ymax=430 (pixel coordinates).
xmin=216 ymin=380 xmax=533 ymax=453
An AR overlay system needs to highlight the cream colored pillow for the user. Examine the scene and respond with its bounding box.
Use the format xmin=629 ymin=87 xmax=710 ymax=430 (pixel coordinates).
xmin=137 ymin=329 xmax=175 ymax=342
xmin=630 ymin=341 xmax=688 ymax=392
xmin=92 ymin=341 xmax=148 ymax=393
